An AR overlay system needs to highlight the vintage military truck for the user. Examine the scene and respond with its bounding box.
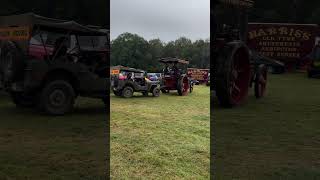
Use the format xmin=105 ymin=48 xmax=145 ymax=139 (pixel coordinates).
xmin=0 ymin=13 xmax=109 ymax=115
xmin=212 ymin=0 xmax=268 ymax=107
xmin=110 ymin=66 xmax=161 ymax=98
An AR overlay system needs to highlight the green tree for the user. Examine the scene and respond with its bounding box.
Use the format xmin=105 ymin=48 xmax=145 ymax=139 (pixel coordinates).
xmin=111 ymin=33 xmax=150 ymax=70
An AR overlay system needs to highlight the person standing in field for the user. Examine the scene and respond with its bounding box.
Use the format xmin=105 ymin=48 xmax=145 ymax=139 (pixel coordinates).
xmin=302 ymin=39 xmax=320 ymax=69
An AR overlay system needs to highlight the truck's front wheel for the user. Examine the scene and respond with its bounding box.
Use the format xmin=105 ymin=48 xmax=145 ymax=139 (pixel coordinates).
xmin=152 ymin=87 xmax=160 ymax=97
xmin=40 ymin=80 xmax=75 ymax=115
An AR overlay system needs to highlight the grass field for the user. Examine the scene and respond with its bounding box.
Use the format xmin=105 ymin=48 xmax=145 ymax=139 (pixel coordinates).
xmin=111 ymin=85 xmax=210 ymax=179
xmin=215 ymin=73 xmax=320 ymax=180
xmin=0 ymin=93 xmax=107 ymax=179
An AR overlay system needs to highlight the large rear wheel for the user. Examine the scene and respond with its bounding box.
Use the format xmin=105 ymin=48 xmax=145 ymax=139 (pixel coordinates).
xmin=215 ymin=43 xmax=251 ymax=107
xmin=177 ymin=76 xmax=189 ymax=96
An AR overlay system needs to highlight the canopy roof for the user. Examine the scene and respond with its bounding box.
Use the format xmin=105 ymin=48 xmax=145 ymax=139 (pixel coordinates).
xmin=250 ymin=50 xmax=284 ymax=67
xmin=0 ymin=13 xmax=108 ymax=36
xmin=111 ymin=66 xmax=145 ymax=73
xmin=159 ymin=57 xmax=189 ymax=64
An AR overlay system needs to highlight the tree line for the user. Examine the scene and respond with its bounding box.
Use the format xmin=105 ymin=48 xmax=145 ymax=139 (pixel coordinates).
xmin=110 ymin=33 xmax=210 ymax=72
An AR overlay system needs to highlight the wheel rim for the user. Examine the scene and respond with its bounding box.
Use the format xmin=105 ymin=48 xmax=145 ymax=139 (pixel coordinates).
xmin=124 ymin=89 xmax=132 ymax=97
xmin=229 ymin=48 xmax=250 ymax=104
xmin=154 ymin=88 xmax=160 ymax=96
xmin=49 ymin=89 xmax=66 ymax=107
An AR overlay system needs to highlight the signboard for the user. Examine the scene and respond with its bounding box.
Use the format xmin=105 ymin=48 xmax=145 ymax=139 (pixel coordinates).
xmin=187 ymin=68 xmax=209 ymax=83
xmin=0 ymin=27 xmax=30 ymax=41
xmin=248 ymin=23 xmax=319 ymax=71
xmin=110 ymin=69 xmax=120 ymax=75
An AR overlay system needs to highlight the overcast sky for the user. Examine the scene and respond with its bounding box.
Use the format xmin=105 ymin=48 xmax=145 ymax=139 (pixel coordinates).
xmin=111 ymin=0 xmax=210 ymax=42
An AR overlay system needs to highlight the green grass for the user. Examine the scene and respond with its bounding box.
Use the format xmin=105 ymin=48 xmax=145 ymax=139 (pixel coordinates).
xmin=0 ymin=93 xmax=107 ymax=180
xmin=111 ymin=86 xmax=210 ymax=179
xmin=215 ymin=73 xmax=320 ymax=180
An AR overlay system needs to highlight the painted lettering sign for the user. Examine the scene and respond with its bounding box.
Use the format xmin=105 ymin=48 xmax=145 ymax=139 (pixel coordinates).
xmin=247 ymin=23 xmax=318 ymax=70
xmin=187 ymin=68 xmax=209 ymax=83
xmin=0 ymin=27 xmax=30 ymax=40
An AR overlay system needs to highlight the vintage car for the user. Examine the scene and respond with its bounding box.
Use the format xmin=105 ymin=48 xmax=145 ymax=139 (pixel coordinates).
xmin=111 ymin=66 xmax=161 ymax=98
xmin=0 ymin=13 xmax=109 ymax=115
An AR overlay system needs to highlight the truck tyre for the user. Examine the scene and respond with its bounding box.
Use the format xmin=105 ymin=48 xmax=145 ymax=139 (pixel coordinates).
xmin=152 ymin=87 xmax=160 ymax=97
xmin=39 ymin=80 xmax=75 ymax=115
xmin=10 ymin=92 xmax=35 ymax=108
xmin=0 ymin=41 xmax=24 ymax=83
xmin=215 ymin=42 xmax=251 ymax=107
xmin=122 ymin=86 xmax=133 ymax=98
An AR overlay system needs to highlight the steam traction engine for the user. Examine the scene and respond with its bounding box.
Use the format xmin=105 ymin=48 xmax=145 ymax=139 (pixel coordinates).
xmin=212 ymin=0 xmax=268 ymax=107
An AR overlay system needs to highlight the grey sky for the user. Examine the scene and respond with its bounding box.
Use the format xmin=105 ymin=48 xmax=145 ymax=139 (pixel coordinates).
xmin=111 ymin=0 xmax=210 ymax=42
